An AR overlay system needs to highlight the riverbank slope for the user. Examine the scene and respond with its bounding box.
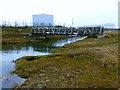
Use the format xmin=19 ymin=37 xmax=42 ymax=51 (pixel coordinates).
xmin=14 ymin=30 xmax=118 ymax=88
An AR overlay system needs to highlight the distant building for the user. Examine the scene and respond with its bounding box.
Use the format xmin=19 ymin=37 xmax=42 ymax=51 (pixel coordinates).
xmin=32 ymin=14 xmax=54 ymax=26
xmin=82 ymin=23 xmax=115 ymax=28
xmin=102 ymin=23 xmax=115 ymax=28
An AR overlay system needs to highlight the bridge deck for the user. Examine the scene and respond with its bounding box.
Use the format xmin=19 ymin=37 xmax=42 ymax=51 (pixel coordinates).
xmin=32 ymin=26 xmax=104 ymax=36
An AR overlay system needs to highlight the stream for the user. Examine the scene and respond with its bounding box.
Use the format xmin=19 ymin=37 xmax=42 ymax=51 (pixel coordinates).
xmin=1 ymin=36 xmax=87 ymax=89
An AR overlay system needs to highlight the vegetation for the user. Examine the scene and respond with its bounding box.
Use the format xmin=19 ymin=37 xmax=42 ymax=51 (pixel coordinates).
xmin=2 ymin=27 xmax=73 ymax=44
xmin=13 ymin=30 xmax=119 ymax=88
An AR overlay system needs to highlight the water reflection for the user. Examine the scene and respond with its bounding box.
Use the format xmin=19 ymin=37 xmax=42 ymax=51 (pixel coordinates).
xmin=1 ymin=36 xmax=87 ymax=89
xmin=54 ymin=36 xmax=87 ymax=47
xmin=2 ymin=41 xmax=57 ymax=53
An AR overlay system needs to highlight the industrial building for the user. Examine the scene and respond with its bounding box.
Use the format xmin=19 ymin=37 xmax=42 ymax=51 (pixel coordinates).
xmin=32 ymin=14 xmax=54 ymax=26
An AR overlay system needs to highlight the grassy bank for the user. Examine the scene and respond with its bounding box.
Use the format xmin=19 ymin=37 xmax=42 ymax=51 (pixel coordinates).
xmin=2 ymin=27 xmax=73 ymax=44
xmin=14 ymin=30 xmax=118 ymax=88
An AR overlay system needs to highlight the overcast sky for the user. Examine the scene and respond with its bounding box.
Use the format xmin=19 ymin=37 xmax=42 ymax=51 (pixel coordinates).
xmin=0 ymin=0 xmax=119 ymax=27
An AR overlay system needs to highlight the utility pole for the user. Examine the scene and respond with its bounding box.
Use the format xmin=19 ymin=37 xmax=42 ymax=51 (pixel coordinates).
xmin=8 ymin=20 xmax=10 ymax=27
xmin=15 ymin=21 xmax=18 ymax=27
xmin=23 ymin=21 xmax=24 ymax=27
xmin=63 ymin=23 xmax=65 ymax=27
xmin=4 ymin=20 xmax=6 ymax=27
xmin=2 ymin=20 xmax=4 ymax=27
xmin=72 ymin=19 xmax=74 ymax=27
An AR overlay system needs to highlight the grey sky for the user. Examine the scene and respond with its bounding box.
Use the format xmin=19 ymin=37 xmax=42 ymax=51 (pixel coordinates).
xmin=0 ymin=0 xmax=119 ymax=27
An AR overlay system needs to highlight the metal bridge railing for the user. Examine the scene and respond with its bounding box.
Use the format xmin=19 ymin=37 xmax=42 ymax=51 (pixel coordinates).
xmin=32 ymin=26 xmax=104 ymax=36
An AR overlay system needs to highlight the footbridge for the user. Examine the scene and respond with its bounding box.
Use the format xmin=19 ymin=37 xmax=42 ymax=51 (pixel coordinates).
xmin=32 ymin=26 xmax=104 ymax=36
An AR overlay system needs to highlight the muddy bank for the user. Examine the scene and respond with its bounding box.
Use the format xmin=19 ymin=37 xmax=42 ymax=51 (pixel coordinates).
xmin=13 ymin=31 xmax=119 ymax=88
